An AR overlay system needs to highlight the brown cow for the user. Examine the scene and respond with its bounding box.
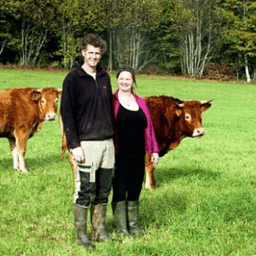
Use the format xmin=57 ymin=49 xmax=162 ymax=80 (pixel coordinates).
xmin=59 ymin=114 xmax=78 ymax=182
xmin=60 ymin=96 xmax=212 ymax=188
xmin=144 ymin=96 xmax=212 ymax=189
xmin=0 ymin=87 xmax=62 ymax=172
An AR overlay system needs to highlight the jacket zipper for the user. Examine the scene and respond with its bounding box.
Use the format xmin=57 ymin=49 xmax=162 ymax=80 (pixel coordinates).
xmin=95 ymin=79 xmax=98 ymax=88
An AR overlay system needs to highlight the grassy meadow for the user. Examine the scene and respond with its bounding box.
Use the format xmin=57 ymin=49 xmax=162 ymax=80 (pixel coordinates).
xmin=0 ymin=68 xmax=256 ymax=255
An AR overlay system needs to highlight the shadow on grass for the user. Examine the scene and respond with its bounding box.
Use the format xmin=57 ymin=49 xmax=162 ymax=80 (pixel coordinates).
xmin=0 ymin=157 xmax=13 ymax=171
xmin=0 ymin=153 xmax=69 ymax=173
xmin=154 ymin=165 xmax=221 ymax=188
xmin=139 ymin=189 xmax=188 ymax=230
xmin=138 ymin=165 xmax=221 ymax=229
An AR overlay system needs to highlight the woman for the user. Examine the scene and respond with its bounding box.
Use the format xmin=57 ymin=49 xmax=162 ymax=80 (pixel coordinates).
xmin=112 ymin=67 xmax=159 ymax=236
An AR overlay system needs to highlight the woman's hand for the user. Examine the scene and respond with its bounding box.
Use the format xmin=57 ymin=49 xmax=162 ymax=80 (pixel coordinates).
xmin=151 ymin=153 xmax=159 ymax=167
xmin=71 ymin=146 xmax=85 ymax=163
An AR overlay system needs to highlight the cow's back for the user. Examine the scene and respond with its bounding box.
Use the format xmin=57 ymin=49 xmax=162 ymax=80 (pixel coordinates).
xmin=145 ymin=96 xmax=183 ymax=156
xmin=0 ymin=89 xmax=15 ymax=136
xmin=0 ymin=88 xmax=38 ymax=138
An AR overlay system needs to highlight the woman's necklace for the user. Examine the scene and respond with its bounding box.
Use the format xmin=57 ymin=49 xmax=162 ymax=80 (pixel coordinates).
xmin=119 ymin=94 xmax=133 ymax=106
xmin=119 ymin=92 xmax=138 ymax=110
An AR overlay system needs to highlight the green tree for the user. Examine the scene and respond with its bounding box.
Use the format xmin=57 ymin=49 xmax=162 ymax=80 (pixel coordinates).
xmin=0 ymin=11 xmax=19 ymax=60
xmin=55 ymin=0 xmax=106 ymax=69
xmin=0 ymin=0 xmax=59 ymax=66
xmin=180 ymin=0 xmax=221 ymax=78
xmin=155 ymin=0 xmax=185 ymax=73
xmin=217 ymin=0 xmax=256 ymax=82
xmin=97 ymin=0 xmax=164 ymax=71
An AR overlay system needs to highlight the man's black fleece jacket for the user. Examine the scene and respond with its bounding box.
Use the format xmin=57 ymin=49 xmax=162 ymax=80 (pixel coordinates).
xmin=60 ymin=64 xmax=114 ymax=149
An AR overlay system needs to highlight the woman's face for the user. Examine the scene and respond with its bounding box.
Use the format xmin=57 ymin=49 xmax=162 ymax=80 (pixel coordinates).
xmin=117 ymin=71 xmax=134 ymax=92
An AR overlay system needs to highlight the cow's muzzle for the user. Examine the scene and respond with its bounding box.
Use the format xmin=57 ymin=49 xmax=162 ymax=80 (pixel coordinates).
xmin=45 ymin=113 xmax=57 ymax=121
xmin=192 ymin=127 xmax=205 ymax=137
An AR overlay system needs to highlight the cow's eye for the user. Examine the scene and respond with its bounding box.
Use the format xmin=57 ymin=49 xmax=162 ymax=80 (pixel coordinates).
xmin=41 ymin=98 xmax=46 ymax=104
xmin=185 ymin=114 xmax=191 ymax=121
xmin=55 ymin=98 xmax=59 ymax=103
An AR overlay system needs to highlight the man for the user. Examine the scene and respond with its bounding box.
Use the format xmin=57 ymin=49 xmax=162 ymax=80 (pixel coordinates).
xmin=61 ymin=34 xmax=115 ymax=248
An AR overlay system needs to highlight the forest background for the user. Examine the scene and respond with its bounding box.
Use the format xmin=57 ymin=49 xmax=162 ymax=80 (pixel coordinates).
xmin=0 ymin=0 xmax=256 ymax=82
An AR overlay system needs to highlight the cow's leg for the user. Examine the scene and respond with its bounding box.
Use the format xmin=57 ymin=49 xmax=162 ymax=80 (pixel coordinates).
xmin=14 ymin=130 xmax=28 ymax=173
xmin=59 ymin=115 xmax=67 ymax=160
xmin=145 ymin=152 xmax=155 ymax=190
xmin=69 ymin=152 xmax=77 ymax=185
xmin=60 ymin=134 xmax=68 ymax=160
xmin=8 ymin=138 xmax=19 ymax=170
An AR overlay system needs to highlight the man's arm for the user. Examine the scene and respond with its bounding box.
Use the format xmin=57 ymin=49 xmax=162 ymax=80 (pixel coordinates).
xmin=60 ymin=77 xmax=81 ymax=149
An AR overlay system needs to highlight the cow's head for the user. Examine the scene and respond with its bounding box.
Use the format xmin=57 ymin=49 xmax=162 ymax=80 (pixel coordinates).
xmin=31 ymin=88 xmax=62 ymax=121
xmin=175 ymin=99 xmax=212 ymax=137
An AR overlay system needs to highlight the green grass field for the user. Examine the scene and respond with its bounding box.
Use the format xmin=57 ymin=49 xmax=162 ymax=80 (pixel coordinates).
xmin=0 ymin=69 xmax=256 ymax=255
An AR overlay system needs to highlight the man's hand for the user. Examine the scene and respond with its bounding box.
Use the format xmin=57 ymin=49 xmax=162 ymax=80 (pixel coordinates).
xmin=71 ymin=146 xmax=85 ymax=163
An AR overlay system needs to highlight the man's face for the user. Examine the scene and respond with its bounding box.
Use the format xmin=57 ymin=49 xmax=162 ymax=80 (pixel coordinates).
xmin=81 ymin=44 xmax=101 ymax=69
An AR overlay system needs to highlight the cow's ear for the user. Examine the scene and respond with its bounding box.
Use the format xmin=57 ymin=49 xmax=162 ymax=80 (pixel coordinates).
xmin=200 ymin=99 xmax=213 ymax=112
xmin=175 ymin=109 xmax=182 ymax=116
xmin=175 ymin=102 xmax=183 ymax=116
xmin=31 ymin=88 xmax=41 ymax=101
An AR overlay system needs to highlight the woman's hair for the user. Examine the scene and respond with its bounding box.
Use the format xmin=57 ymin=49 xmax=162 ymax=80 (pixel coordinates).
xmin=116 ymin=67 xmax=137 ymax=87
xmin=80 ymin=34 xmax=107 ymax=54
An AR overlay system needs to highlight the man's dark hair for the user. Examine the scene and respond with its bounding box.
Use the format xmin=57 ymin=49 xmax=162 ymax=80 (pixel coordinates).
xmin=80 ymin=34 xmax=107 ymax=54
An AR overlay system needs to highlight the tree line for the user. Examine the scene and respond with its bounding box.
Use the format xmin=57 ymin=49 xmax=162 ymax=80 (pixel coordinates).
xmin=0 ymin=0 xmax=256 ymax=82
